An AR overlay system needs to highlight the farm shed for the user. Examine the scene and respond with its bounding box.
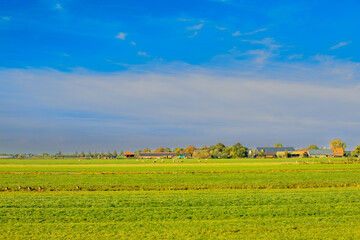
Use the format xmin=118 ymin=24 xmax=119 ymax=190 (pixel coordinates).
xmin=331 ymin=148 xmax=344 ymax=157
xmin=307 ymin=149 xmax=334 ymax=158
xmin=254 ymin=147 xmax=295 ymax=158
xmin=123 ymin=151 xmax=135 ymax=158
xmin=138 ymin=152 xmax=189 ymax=159
xmin=276 ymin=150 xmax=308 ymax=158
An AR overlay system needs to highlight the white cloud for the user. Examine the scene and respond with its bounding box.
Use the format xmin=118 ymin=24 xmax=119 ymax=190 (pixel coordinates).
xmin=177 ymin=18 xmax=196 ymax=22
xmin=130 ymin=41 xmax=136 ymax=46
xmin=138 ymin=51 xmax=150 ymax=57
xmin=188 ymin=31 xmax=198 ymax=38
xmin=55 ymin=3 xmax=62 ymax=9
xmin=242 ymin=37 xmax=282 ymax=50
xmin=288 ymin=54 xmax=303 ymax=60
xmin=216 ymin=26 xmax=228 ymax=31
xmin=245 ymin=28 xmax=268 ymax=35
xmin=246 ymin=49 xmax=276 ymax=64
xmin=187 ymin=24 xmax=204 ymax=30
xmin=232 ymin=31 xmax=242 ymax=36
xmin=115 ymin=32 xmax=127 ymax=40
xmin=1 ymin=56 xmax=360 ymax=151
xmin=330 ymin=41 xmax=352 ymax=50
xmin=232 ymin=28 xmax=268 ymax=37
xmin=1 ymin=16 xmax=10 ymax=21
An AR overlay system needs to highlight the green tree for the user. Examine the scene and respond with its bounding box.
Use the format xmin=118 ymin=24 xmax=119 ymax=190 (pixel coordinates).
xmin=55 ymin=151 xmax=62 ymax=158
xmin=231 ymin=143 xmax=248 ymax=158
xmin=142 ymin=147 xmax=151 ymax=152
xmin=307 ymin=144 xmax=320 ymax=150
xmin=134 ymin=150 xmax=141 ymax=157
xmin=113 ymin=150 xmax=118 ymax=158
xmin=258 ymin=149 xmax=265 ymax=158
xmin=351 ymin=145 xmax=360 ymax=157
xmin=274 ymin=143 xmax=283 ymax=147
xmin=155 ymin=147 xmax=165 ymax=152
xmin=330 ymin=139 xmax=347 ymax=151
xmin=193 ymin=150 xmax=211 ymax=159
xmin=185 ymin=145 xmax=196 ymax=156
xmin=80 ymin=151 xmax=85 ymax=157
xmin=163 ymin=147 xmax=172 ymax=152
xmin=215 ymin=143 xmax=225 ymax=151
xmin=41 ymin=152 xmax=48 ymax=157
xmin=174 ymin=147 xmax=181 ymax=156
xmin=86 ymin=151 xmax=92 ymax=158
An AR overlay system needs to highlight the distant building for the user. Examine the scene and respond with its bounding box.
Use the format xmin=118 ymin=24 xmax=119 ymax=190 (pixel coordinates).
xmin=276 ymin=150 xmax=308 ymax=158
xmin=331 ymin=148 xmax=344 ymax=157
xmin=123 ymin=151 xmax=135 ymax=158
xmin=138 ymin=152 xmax=189 ymax=159
xmin=254 ymin=147 xmax=295 ymax=158
xmin=307 ymin=149 xmax=334 ymax=158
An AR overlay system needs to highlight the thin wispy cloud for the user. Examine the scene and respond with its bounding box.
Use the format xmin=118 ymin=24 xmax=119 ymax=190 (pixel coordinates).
xmin=130 ymin=41 xmax=136 ymax=46
xmin=232 ymin=28 xmax=268 ymax=37
xmin=188 ymin=31 xmax=198 ymax=38
xmin=288 ymin=54 xmax=303 ymax=60
xmin=245 ymin=28 xmax=268 ymax=35
xmin=330 ymin=41 xmax=352 ymax=50
xmin=138 ymin=51 xmax=150 ymax=57
xmin=232 ymin=31 xmax=241 ymax=36
xmin=1 ymin=16 xmax=11 ymax=21
xmin=116 ymin=32 xmax=127 ymax=40
xmin=216 ymin=26 xmax=228 ymax=31
xmin=187 ymin=24 xmax=204 ymax=30
xmin=177 ymin=18 xmax=196 ymax=22
xmin=242 ymin=37 xmax=282 ymax=50
xmin=55 ymin=3 xmax=62 ymax=9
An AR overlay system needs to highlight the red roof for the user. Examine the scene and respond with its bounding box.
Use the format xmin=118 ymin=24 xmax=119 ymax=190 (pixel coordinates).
xmin=123 ymin=151 xmax=134 ymax=155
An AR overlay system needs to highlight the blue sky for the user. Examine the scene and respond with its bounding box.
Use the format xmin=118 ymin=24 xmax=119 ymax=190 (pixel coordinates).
xmin=1 ymin=0 xmax=360 ymax=153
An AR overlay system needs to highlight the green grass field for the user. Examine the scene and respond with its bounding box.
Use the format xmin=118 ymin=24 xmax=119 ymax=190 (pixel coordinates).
xmin=1 ymin=158 xmax=359 ymax=239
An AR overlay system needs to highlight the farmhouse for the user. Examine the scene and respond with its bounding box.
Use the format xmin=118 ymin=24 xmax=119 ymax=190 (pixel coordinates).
xmin=276 ymin=150 xmax=308 ymax=158
xmin=307 ymin=149 xmax=334 ymax=158
xmin=331 ymin=148 xmax=344 ymax=157
xmin=123 ymin=151 xmax=135 ymax=158
xmin=254 ymin=147 xmax=295 ymax=158
xmin=138 ymin=152 xmax=190 ymax=159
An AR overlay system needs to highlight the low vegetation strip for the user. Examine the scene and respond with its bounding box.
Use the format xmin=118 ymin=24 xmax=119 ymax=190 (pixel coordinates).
xmin=1 ymin=189 xmax=360 ymax=239
xmin=2 ymin=182 xmax=360 ymax=192
xmin=0 ymin=168 xmax=359 ymax=175
xmin=1 ymin=169 xmax=360 ymax=191
xmin=1 ymin=161 xmax=360 ymax=173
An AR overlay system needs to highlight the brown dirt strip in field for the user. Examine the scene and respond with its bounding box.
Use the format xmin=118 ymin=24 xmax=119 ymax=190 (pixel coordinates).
xmin=0 ymin=168 xmax=359 ymax=175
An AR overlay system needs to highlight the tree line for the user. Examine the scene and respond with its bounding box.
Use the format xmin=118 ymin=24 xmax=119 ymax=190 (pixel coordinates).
xmin=3 ymin=139 xmax=360 ymax=159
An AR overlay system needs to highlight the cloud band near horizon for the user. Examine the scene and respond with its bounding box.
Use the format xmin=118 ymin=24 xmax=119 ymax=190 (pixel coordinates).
xmin=1 ymin=57 xmax=360 ymax=153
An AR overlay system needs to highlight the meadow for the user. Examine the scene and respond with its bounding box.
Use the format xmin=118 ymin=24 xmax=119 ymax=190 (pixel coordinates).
xmin=1 ymin=158 xmax=359 ymax=239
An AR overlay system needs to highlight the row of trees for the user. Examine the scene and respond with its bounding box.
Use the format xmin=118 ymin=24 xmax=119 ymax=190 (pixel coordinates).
xmin=41 ymin=150 xmax=122 ymax=159
xmin=5 ymin=139 xmax=360 ymax=159
xmin=135 ymin=143 xmax=248 ymax=158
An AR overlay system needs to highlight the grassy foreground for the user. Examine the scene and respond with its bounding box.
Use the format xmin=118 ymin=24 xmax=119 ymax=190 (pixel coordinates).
xmin=0 ymin=158 xmax=359 ymax=239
